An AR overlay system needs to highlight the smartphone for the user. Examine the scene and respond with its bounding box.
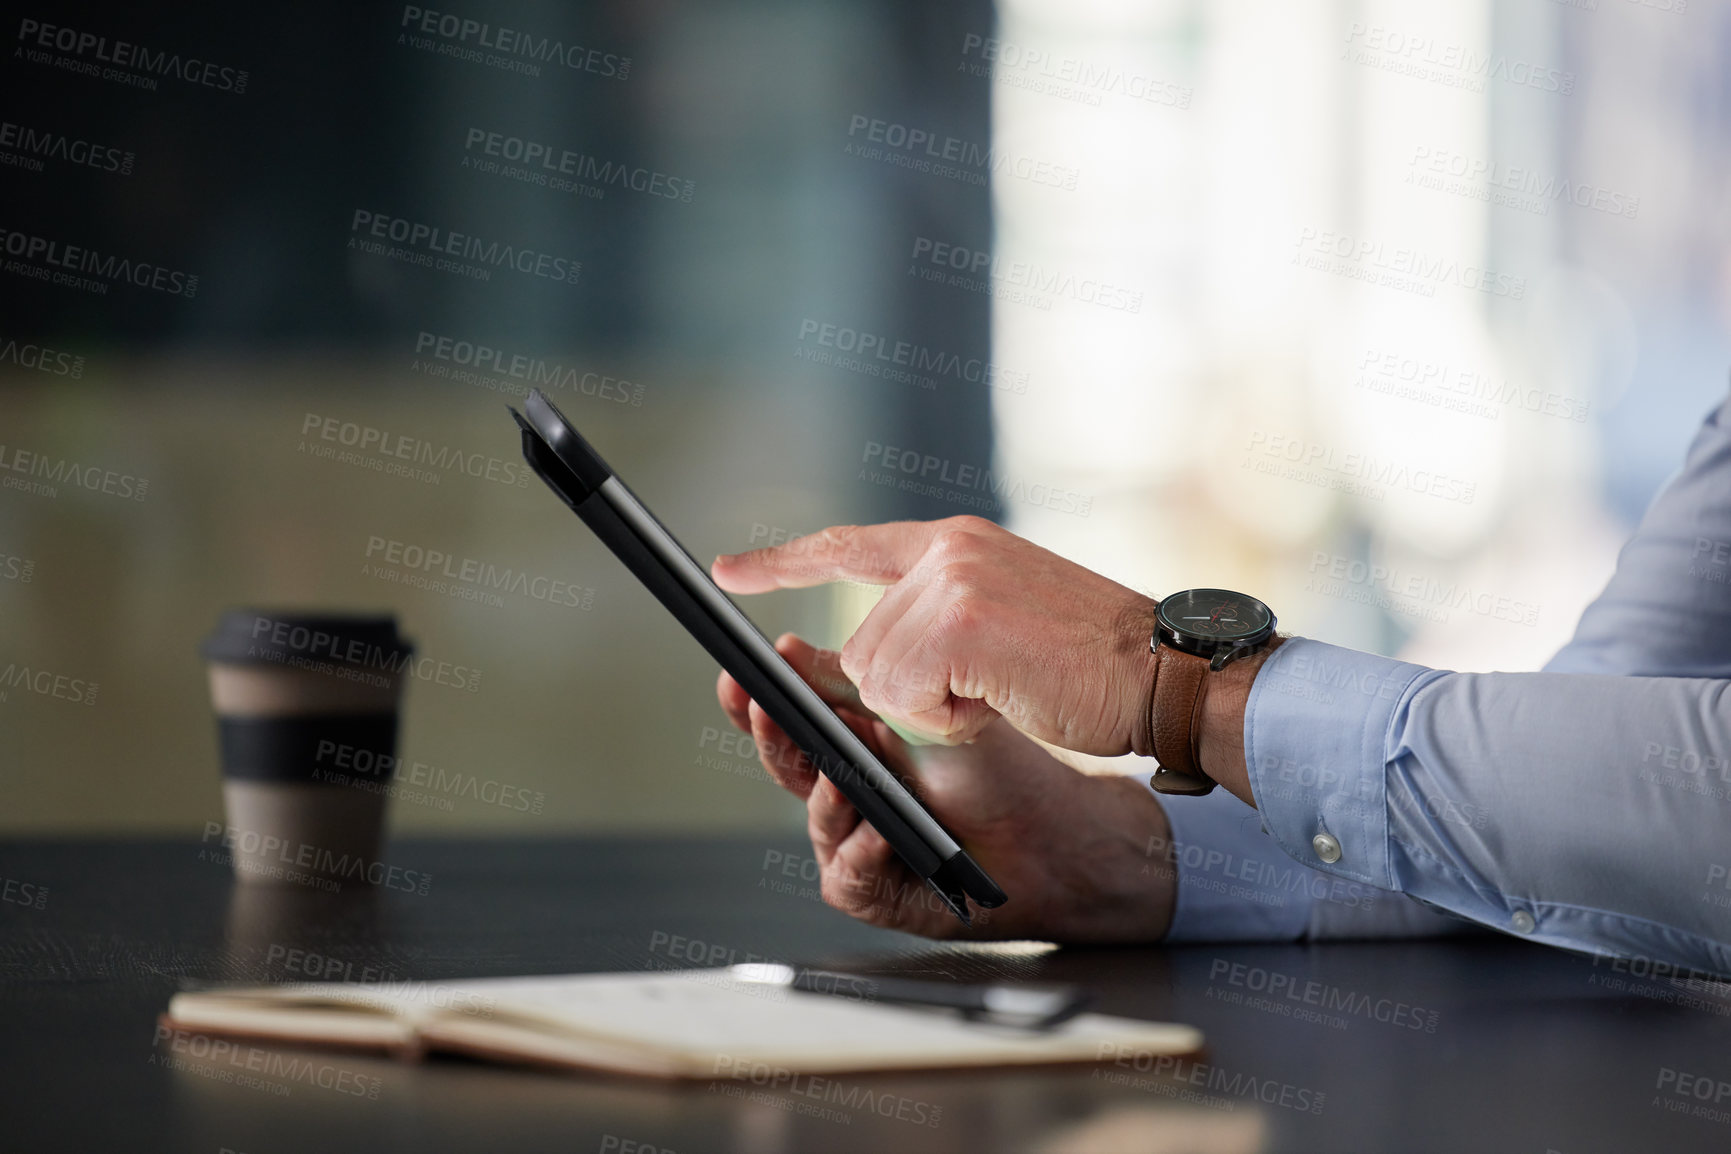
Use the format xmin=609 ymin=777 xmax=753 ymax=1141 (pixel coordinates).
xmin=510 ymin=389 xmax=1007 ymax=924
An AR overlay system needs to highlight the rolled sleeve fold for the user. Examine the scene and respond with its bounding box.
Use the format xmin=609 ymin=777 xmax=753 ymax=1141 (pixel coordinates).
xmin=1244 ymin=639 xmax=1440 ymax=890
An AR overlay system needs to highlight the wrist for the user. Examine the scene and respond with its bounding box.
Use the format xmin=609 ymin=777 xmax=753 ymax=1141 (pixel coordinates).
xmin=1115 ymin=595 xmax=1161 ymax=757
xmin=1196 ymin=635 xmax=1284 ymax=804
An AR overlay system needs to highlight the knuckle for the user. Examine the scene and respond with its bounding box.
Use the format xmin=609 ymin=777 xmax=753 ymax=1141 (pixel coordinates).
xmin=931 ymin=595 xmax=980 ymax=641
xmin=927 ymin=527 xmax=980 ymax=564
xmin=920 ymin=538 xmax=990 ymax=594
xmin=897 ymin=665 xmax=943 ymax=707
xmin=934 ymin=561 xmax=980 ymax=601
xmin=945 ymin=514 xmax=995 ymax=536
xmin=838 ymin=639 xmax=867 ymax=679
xmin=855 ymin=673 xmax=890 ymax=711
xmin=863 ymin=675 xmax=899 ymax=711
xmin=821 ymin=869 xmax=871 ymax=917
xmin=872 ymin=661 xmax=924 ymax=708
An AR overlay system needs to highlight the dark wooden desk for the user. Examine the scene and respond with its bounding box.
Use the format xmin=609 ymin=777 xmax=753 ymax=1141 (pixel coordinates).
xmin=3 ymin=837 xmax=1727 ymax=1153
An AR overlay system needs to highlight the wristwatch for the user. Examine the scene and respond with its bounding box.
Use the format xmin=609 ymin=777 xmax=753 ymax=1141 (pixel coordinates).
xmin=1145 ymin=588 xmax=1277 ymax=796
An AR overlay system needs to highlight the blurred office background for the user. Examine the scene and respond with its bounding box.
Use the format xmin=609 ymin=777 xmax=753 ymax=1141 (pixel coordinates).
xmin=1 ymin=0 xmax=1726 ymax=835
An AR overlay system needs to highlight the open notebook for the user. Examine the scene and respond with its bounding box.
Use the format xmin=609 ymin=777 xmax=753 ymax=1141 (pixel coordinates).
xmin=163 ymin=968 xmax=1203 ymax=1080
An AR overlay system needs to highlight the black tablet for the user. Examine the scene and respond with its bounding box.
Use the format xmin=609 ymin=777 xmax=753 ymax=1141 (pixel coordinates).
xmin=509 ymin=389 xmax=1007 ymax=924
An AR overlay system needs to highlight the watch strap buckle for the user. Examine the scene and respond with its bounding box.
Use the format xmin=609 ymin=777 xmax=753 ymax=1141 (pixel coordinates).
xmin=1149 ymin=766 xmax=1217 ymax=796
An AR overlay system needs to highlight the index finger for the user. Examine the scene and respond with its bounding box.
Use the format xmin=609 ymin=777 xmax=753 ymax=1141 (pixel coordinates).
xmin=711 ymin=521 xmax=945 ymax=593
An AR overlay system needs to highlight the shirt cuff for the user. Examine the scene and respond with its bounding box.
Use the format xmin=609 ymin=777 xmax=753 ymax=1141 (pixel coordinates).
xmin=1147 ymin=774 xmax=1317 ymax=942
xmin=1244 ymin=638 xmax=1440 ymax=891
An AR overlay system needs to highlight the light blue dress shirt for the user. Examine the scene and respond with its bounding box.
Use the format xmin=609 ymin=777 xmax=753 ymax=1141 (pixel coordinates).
xmin=1157 ymin=388 xmax=1731 ymax=976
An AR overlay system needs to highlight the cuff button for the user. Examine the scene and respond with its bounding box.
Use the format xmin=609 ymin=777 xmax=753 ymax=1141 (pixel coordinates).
xmin=1511 ymin=910 xmax=1536 ymax=934
xmin=1311 ymin=832 xmax=1342 ymax=864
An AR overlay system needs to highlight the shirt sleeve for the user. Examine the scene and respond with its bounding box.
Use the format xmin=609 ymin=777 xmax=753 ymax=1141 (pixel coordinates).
xmin=1151 ymin=780 xmax=1315 ymax=942
xmin=1246 ymin=640 xmax=1731 ymax=974
xmin=1153 ymin=774 xmax=1480 ymax=942
xmin=1546 ymin=387 xmax=1731 ymax=678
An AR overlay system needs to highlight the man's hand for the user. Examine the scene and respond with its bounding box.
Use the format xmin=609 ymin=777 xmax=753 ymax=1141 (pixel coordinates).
xmin=713 ymin=516 xmax=1158 ymax=754
xmin=716 ymin=635 xmax=1176 ymax=940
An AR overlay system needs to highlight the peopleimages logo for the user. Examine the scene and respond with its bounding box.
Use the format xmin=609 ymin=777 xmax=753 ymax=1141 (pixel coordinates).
xmin=1353 ymin=345 xmax=1590 ymax=424
xmin=710 ymin=1055 xmax=945 ymax=1128
xmin=1207 ymin=958 xmax=1441 ymax=1033
xmin=959 ymin=33 xmax=1192 ymax=110
xmin=796 ymin=318 xmax=1030 ymax=394
xmin=1244 ymin=430 xmax=1476 ymax=505
xmin=411 ymin=330 xmax=645 ymax=405
xmin=199 ymin=822 xmax=432 ymax=895
xmin=909 ymin=236 xmax=1143 ymax=314
xmin=1405 ymin=145 xmax=1639 ymax=220
xmin=0 ymin=120 xmax=134 ymax=176
xmin=845 ymin=113 xmax=1080 ymax=190
xmin=152 ymin=1025 xmax=383 ymax=1100
xmin=1 ymin=875 xmax=48 ymax=910
xmin=1306 ymin=551 xmax=1541 ymax=628
xmin=363 ymin=535 xmax=597 ymax=611
xmin=463 ymin=127 xmax=694 ymax=203
xmin=1093 ymin=1045 xmax=1327 ymax=1115
xmin=1293 ymin=227 xmax=1525 ymax=300
xmin=1342 ymin=22 xmax=1574 ymax=96
xmin=312 ymin=739 xmax=547 ymax=816
xmin=0 ymin=661 xmax=98 ymax=706
xmin=0 ymin=334 xmax=84 ymax=377
xmin=1653 ymin=1066 xmax=1731 ymax=1127
xmin=0 ymin=227 xmax=199 ymax=297
xmin=0 ymin=441 xmax=149 ymax=502
xmin=348 ymin=210 xmax=580 ymax=285
xmin=243 ymin=612 xmax=483 ymax=694
xmin=860 ymin=441 xmax=1093 ymax=517
xmin=298 ymin=412 xmax=531 ymax=488
xmin=15 ymin=18 xmax=249 ymax=93
xmin=398 ymin=6 xmax=630 ymax=80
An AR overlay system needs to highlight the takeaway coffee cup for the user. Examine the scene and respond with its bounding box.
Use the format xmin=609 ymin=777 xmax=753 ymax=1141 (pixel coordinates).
xmin=202 ymin=610 xmax=413 ymax=887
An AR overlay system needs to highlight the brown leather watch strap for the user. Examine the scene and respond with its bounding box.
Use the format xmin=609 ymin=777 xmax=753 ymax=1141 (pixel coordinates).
xmin=1149 ymin=645 xmax=1215 ymax=796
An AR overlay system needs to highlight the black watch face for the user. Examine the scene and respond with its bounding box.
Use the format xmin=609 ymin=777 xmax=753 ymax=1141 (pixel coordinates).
xmin=1157 ymin=589 xmax=1273 ymax=650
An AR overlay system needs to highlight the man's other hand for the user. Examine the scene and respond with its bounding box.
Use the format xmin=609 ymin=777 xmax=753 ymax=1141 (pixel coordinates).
xmin=716 ymin=634 xmax=1175 ymax=940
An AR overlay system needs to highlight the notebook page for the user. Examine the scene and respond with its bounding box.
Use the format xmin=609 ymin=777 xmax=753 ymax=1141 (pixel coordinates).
xmin=428 ymin=969 xmax=1201 ymax=1072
